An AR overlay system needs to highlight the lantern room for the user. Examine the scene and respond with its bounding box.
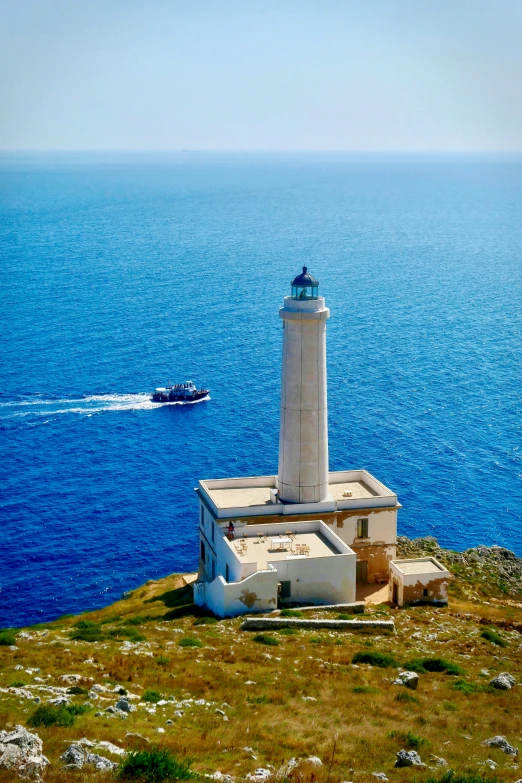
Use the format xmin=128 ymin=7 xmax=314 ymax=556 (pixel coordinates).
xmin=291 ymin=266 xmax=319 ymax=300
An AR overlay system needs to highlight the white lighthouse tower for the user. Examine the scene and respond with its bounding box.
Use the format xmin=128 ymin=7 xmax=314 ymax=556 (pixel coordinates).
xmin=276 ymin=267 xmax=330 ymax=504
xmin=194 ymin=264 xmax=402 ymax=618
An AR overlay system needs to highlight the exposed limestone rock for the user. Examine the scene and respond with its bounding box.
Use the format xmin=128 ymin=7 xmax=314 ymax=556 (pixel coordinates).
xmin=490 ymin=672 xmax=516 ymax=690
xmin=482 ymin=736 xmax=518 ymax=756
xmin=0 ymin=726 xmax=49 ymax=779
xmin=245 ymin=768 xmax=272 ymax=781
xmin=60 ymin=743 xmax=118 ymax=771
xmin=60 ymin=744 xmax=85 ymax=769
xmin=392 ymin=671 xmax=419 ymax=690
xmin=371 ymin=774 xmax=388 ymax=782
xmin=115 ymin=698 xmax=136 ymax=713
xmin=397 ymin=536 xmax=522 ymax=598
xmin=395 ymin=750 xmax=425 ymax=768
xmin=430 ymin=756 xmax=448 ymax=766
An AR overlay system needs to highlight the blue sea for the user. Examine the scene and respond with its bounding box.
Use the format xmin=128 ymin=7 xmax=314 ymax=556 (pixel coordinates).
xmin=1 ymin=152 xmax=521 ymax=628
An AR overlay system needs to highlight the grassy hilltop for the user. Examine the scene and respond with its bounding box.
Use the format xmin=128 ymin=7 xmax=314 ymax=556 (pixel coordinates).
xmin=1 ymin=537 xmax=522 ymax=783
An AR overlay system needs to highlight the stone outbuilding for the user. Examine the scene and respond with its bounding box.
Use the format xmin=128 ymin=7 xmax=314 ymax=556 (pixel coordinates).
xmin=389 ymin=557 xmax=450 ymax=606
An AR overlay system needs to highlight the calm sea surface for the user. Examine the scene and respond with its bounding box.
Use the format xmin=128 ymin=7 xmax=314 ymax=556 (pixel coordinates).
xmin=1 ymin=152 xmax=521 ymax=627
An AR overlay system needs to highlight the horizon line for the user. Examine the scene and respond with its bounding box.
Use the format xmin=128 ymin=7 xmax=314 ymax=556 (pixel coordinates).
xmin=1 ymin=148 xmax=522 ymax=155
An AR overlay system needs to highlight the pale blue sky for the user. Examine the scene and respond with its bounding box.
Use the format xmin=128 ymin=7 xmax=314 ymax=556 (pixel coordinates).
xmin=1 ymin=0 xmax=521 ymax=151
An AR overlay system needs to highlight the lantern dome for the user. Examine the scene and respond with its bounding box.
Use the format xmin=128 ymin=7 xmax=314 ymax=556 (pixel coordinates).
xmin=291 ymin=266 xmax=319 ymax=300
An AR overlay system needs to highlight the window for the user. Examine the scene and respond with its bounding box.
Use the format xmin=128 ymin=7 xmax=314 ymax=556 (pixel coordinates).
xmin=423 ymin=588 xmax=429 ymax=597
xmin=200 ymin=540 xmax=206 ymax=562
xmin=356 ymin=518 xmax=369 ymax=538
xmin=225 ymin=564 xmax=229 ymax=583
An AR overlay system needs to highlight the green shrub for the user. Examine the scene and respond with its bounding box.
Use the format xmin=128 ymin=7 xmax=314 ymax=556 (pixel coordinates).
xmin=193 ymin=616 xmax=218 ymax=626
xmin=443 ymin=701 xmax=458 ymax=711
xmin=118 ymin=747 xmax=194 ymax=782
xmin=480 ymin=629 xmax=506 ymax=647
xmin=179 ymin=637 xmax=203 ymax=648
xmin=337 ymin=613 xmax=351 ymax=620
xmin=156 ymin=656 xmax=170 ymax=666
xmin=279 ymin=628 xmax=298 ymax=636
xmin=67 ymin=685 xmax=88 ymax=695
xmin=280 ymin=609 xmax=303 ymax=617
xmin=247 ymin=695 xmax=272 ymax=704
xmin=10 ymin=681 xmax=26 ymax=688
xmin=117 ymin=687 xmax=128 ymax=696
xmin=353 ymin=686 xmax=379 ymax=694
xmin=28 ymin=705 xmax=74 ymax=727
xmin=404 ymin=657 xmax=463 ymax=676
xmin=395 ymin=691 xmax=419 ymax=704
xmin=66 ymin=704 xmax=90 ymax=717
xmin=309 ymin=637 xmax=323 ymax=644
xmin=352 ymin=651 xmax=397 ymax=668
xmin=388 ymin=729 xmax=427 ymax=749
xmin=0 ymin=629 xmax=17 ymax=646
xmin=253 ymin=634 xmax=280 ymax=647
xmin=70 ymin=621 xmax=104 ymax=643
xmin=449 ymin=679 xmax=481 ymax=695
xmin=142 ymin=690 xmax=162 ymax=703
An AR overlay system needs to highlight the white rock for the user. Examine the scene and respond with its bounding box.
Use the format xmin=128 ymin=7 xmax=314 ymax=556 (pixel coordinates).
xmin=208 ymin=773 xmax=235 ymax=783
xmin=246 ymin=769 xmax=271 ymax=781
xmin=490 ymin=672 xmax=516 ymax=690
xmin=372 ymin=774 xmax=388 ymax=782
xmin=61 ymin=744 xmax=85 ymax=768
xmin=392 ymin=671 xmax=419 ymax=690
xmin=157 ymin=728 xmax=165 ymax=734
xmin=0 ymin=726 xmax=50 ymax=779
xmin=307 ymin=757 xmax=322 ymax=766
xmin=395 ymin=750 xmax=425 ymax=768
xmin=95 ymin=741 xmax=125 ymax=757
xmin=482 ymin=736 xmax=518 ymax=756
xmin=85 ymin=752 xmax=117 ymax=771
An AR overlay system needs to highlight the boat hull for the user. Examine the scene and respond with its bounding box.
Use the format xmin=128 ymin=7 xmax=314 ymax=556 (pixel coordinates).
xmin=151 ymin=389 xmax=209 ymax=403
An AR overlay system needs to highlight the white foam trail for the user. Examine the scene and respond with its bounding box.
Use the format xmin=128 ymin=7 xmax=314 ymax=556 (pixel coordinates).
xmin=0 ymin=394 xmax=210 ymax=419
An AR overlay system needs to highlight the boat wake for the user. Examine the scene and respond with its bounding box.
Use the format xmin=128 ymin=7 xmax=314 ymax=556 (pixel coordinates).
xmin=0 ymin=393 xmax=210 ymax=420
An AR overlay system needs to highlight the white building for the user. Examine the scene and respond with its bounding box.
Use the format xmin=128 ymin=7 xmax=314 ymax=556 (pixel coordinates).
xmin=194 ymin=267 xmax=401 ymax=617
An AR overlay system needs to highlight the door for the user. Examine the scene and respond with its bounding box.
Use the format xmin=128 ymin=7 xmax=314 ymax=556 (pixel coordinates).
xmin=278 ymin=581 xmax=291 ymax=606
xmin=392 ymin=581 xmax=398 ymax=605
xmin=356 ymin=561 xmax=368 ymax=584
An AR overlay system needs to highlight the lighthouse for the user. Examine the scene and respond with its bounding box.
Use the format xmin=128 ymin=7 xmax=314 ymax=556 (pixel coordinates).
xmin=194 ymin=265 xmax=401 ymax=618
xmin=276 ymin=267 xmax=330 ymax=504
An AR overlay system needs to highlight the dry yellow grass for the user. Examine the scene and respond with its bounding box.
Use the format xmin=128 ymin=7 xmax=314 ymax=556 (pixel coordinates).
xmin=1 ymin=570 xmax=521 ymax=783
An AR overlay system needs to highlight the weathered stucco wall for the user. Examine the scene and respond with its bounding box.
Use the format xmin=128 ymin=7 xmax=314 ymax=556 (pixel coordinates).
xmin=389 ymin=560 xmax=450 ymax=606
xmin=211 ymin=505 xmax=397 ymax=585
xmin=269 ymin=550 xmax=356 ymax=606
xmin=194 ymin=568 xmax=279 ymax=618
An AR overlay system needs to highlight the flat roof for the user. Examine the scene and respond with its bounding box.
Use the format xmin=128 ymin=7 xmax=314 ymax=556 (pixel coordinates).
xmin=328 ymin=480 xmax=377 ymax=500
xmin=393 ymin=558 xmax=445 ymax=576
xmin=206 ymin=485 xmax=272 ymax=510
xmin=228 ymin=530 xmax=339 ymax=570
xmin=198 ymin=470 xmax=397 ymax=516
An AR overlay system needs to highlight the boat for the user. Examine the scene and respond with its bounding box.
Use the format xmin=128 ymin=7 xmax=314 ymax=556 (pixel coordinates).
xmin=151 ymin=380 xmax=209 ymax=403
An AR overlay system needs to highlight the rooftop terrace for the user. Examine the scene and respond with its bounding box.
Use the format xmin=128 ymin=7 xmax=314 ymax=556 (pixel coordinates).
xmin=227 ymin=528 xmax=340 ymax=570
xmin=198 ymin=469 xmax=397 ymax=518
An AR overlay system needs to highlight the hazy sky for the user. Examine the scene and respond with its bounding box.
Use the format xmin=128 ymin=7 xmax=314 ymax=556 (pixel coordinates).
xmin=1 ymin=0 xmax=521 ymax=151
